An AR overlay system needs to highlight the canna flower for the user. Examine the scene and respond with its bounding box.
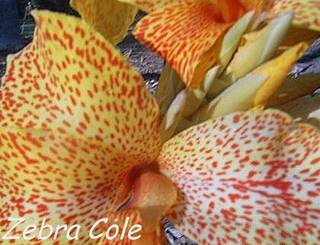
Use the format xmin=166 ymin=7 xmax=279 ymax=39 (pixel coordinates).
xmin=118 ymin=0 xmax=320 ymax=88
xmin=153 ymin=12 xmax=311 ymax=140
xmin=126 ymin=0 xmax=263 ymax=88
xmin=1 ymin=10 xmax=320 ymax=245
xmin=141 ymin=0 xmax=320 ymax=140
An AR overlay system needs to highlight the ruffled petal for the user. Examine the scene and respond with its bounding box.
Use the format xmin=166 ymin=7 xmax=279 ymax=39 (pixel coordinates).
xmin=0 ymin=10 xmax=161 ymax=158
xmin=70 ymin=0 xmax=137 ymax=44
xmin=157 ymin=109 xmax=320 ymax=244
xmin=0 ymin=128 xmax=151 ymax=244
xmin=269 ymin=0 xmax=320 ymax=32
xmin=134 ymin=0 xmax=235 ymax=87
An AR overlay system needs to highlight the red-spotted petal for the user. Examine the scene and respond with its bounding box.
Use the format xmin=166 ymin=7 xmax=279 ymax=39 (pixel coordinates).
xmin=157 ymin=109 xmax=320 ymax=244
xmin=0 ymin=10 xmax=161 ymax=158
xmin=269 ymin=0 xmax=320 ymax=32
xmin=0 ymin=128 xmax=154 ymax=244
xmin=0 ymin=10 xmax=162 ymax=245
xmin=134 ymin=0 xmax=235 ymax=87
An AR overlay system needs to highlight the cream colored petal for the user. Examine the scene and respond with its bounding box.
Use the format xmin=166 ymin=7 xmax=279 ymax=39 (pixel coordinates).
xmin=158 ymin=109 xmax=320 ymax=244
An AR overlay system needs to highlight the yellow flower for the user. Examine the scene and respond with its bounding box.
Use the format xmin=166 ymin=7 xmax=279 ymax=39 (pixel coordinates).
xmin=131 ymin=0 xmax=260 ymax=88
xmin=133 ymin=0 xmax=320 ymax=140
xmin=116 ymin=0 xmax=319 ymax=88
xmin=1 ymin=11 xmax=320 ymax=245
xmin=155 ymin=13 xmax=311 ymax=140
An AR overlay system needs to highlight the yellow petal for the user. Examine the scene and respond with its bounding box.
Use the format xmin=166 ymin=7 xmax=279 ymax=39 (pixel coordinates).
xmin=254 ymin=42 xmax=308 ymax=106
xmin=158 ymin=64 xmax=220 ymax=129
xmin=269 ymin=0 xmax=320 ymax=32
xmin=218 ymin=10 xmax=255 ymax=72
xmin=195 ymin=42 xmax=307 ymax=122
xmin=0 ymin=128 xmax=147 ymax=244
xmin=157 ymin=64 xmax=221 ymax=138
xmin=0 ymin=10 xmax=161 ymax=158
xmin=162 ymin=87 xmax=208 ymax=138
xmin=0 ymin=10 xmax=164 ymax=244
xmin=200 ymin=72 xmax=269 ymax=120
xmin=157 ymin=109 xmax=320 ymax=244
xmin=224 ymin=11 xmax=293 ymax=82
xmin=268 ymin=72 xmax=320 ymax=106
xmin=160 ymin=63 xmax=219 ymax=137
xmin=70 ymin=0 xmax=137 ymax=44
xmin=202 ymin=65 xmax=221 ymax=94
xmin=208 ymin=12 xmax=294 ymax=98
xmin=204 ymin=10 xmax=255 ymax=100
xmin=160 ymin=89 xmax=188 ymax=142
xmin=158 ymin=63 xmax=218 ymax=138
